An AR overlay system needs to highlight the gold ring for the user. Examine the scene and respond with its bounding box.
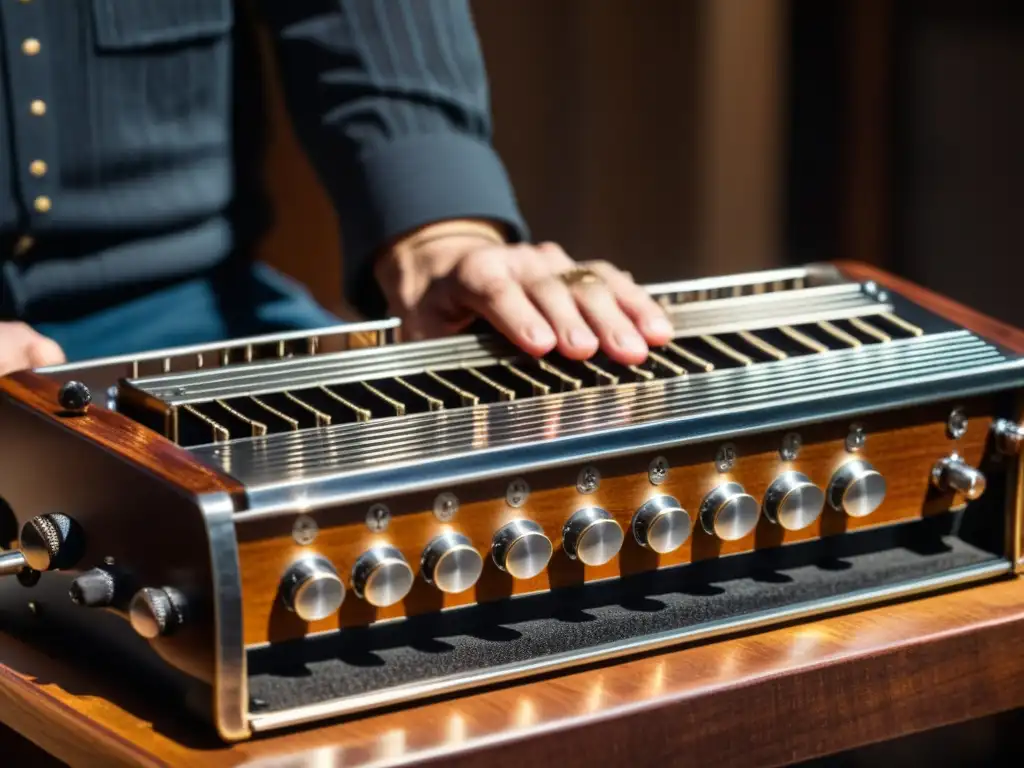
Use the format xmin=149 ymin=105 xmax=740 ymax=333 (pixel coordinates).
xmin=558 ymin=267 xmax=602 ymax=287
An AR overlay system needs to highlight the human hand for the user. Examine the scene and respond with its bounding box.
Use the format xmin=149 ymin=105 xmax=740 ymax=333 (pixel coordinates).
xmin=0 ymin=322 xmax=66 ymax=377
xmin=374 ymin=220 xmax=673 ymax=365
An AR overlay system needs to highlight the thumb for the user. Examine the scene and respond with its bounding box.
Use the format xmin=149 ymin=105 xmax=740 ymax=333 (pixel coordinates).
xmin=26 ymin=333 xmax=66 ymax=369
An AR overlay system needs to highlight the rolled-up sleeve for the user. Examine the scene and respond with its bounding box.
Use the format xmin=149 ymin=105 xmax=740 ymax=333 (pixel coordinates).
xmin=258 ymin=0 xmax=529 ymax=317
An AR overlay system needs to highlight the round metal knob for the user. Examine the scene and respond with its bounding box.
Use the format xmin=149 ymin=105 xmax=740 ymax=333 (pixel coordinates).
xmin=281 ymin=556 xmax=345 ymax=622
xmin=351 ymin=546 xmax=414 ymax=608
xmin=700 ymin=483 xmax=760 ymax=541
xmin=931 ymin=455 xmax=987 ymax=501
xmin=129 ymin=586 xmax=187 ymax=639
xmin=58 ymin=380 xmax=91 ymax=412
xmin=763 ymin=471 xmax=826 ymax=531
xmin=992 ymin=419 xmax=1024 ymax=456
xmin=491 ymin=520 xmax=552 ymax=580
xmin=632 ymin=495 xmax=691 ymax=553
xmin=69 ymin=567 xmax=117 ymax=608
xmin=421 ymin=533 xmax=483 ymax=594
xmin=828 ymin=460 xmax=887 ymax=518
xmin=20 ymin=513 xmax=83 ymax=571
xmin=562 ymin=507 xmax=623 ymax=566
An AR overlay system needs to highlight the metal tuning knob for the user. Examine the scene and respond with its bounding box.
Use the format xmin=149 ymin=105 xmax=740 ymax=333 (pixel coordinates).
xmin=351 ymin=546 xmax=414 ymax=608
xmin=700 ymin=483 xmax=760 ymax=541
xmin=931 ymin=455 xmax=987 ymax=501
xmin=491 ymin=520 xmax=552 ymax=580
xmin=763 ymin=472 xmax=825 ymax=531
xmin=69 ymin=567 xmax=117 ymax=608
xmin=562 ymin=507 xmax=624 ymax=566
xmin=19 ymin=513 xmax=84 ymax=571
xmin=129 ymin=586 xmax=187 ymax=639
xmin=281 ymin=556 xmax=345 ymax=622
xmin=992 ymin=419 xmax=1024 ymax=456
xmin=632 ymin=495 xmax=691 ymax=554
xmin=828 ymin=460 xmax=887 ymax=518
xmin=421 ymin=533 xmax=483 ymax=594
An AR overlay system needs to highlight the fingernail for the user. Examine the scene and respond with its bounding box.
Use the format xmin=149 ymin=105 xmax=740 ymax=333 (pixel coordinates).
xmin=615 ymin=330 xmax=648 ymax=355
xmin=647 ymin=316 xmax=673 ymax=337
xmin=569 ymin=327 xmax=597 ymax=350
xmin=526 ymin=325 xmax=555 ymax=347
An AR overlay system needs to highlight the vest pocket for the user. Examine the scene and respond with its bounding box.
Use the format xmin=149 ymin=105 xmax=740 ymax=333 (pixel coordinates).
xmin=91 ymin=0 xmax=234 ymax=51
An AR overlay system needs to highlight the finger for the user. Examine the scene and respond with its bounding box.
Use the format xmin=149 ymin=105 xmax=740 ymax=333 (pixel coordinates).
xmin=567 ymin=279 xmax=651 ymax=364
xmin=26 ymin=334 xmax=66 ymax=368
xmin=0 ymin=322 xmax=64 ymax=376
xmin=443 ymin=250 xmax=558 ymax=357
xmin=522 ymin=276 xmax=600 ymax=360
xmin=585 ymin=261 xmax=674 ymax=345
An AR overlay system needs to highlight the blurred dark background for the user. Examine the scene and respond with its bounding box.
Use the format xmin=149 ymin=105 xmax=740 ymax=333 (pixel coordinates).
xmin=252 ymin=0 xmax=1024 ymax=326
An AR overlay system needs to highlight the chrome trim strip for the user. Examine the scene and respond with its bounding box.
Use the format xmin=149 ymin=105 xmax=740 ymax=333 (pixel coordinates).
xmin=226 ymin=356 xmax=1024 ymax=516
xmin=247 ymin=560 xmax=1010 ymax=732
xmin=214 ymin=335 xmax=999 ymax=471
xmin=34 ymin=318 xmax=402 ymax=395
xmin=199 ymin=492 xmax=250 ymax=742
xmin=643 ymin=262 xmax=845 ymax=295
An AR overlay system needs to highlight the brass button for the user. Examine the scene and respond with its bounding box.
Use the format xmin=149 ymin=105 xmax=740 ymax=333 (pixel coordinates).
xmin=29 ymin=160 xmax=47 ymax=177
xmin=33 ymin=196 xmax=51 ymax=213
xmin=13 ymin=235 xmax=34 ymax=258
xmin=30 ymin=99 xmax=46 ymax=116
xmin=22 ymin=39 xmax=40 ymax=56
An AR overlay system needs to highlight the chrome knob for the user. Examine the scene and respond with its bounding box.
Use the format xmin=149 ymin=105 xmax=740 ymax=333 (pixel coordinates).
xmin=19 ymin=513 xmax=83 ymax=571
xmin=632 ymin=495 xmax=691 ymax=553
xmin=129 ymin=586 xmax=187 ymax=639
xmin=421 ymin=533 xmax=483 ymax=594
xmin=562 ymin=507 xmax=624 ymax=566
xmin=992 ymin=419 xmax=1024 ymax=456
xmin=700 ymin=482 xmax=760 ymax=541
xmin=69 ymin=567 xmax=118 ymax=608
xmin=281 ymin=556 xmax=345 ymax=622
xmin=491 ymin=520 xmax=552 ymax=580
xmin=931 ymin=455 xmax=987 ymax=500
xmin=351 ymin=546 xmax=414 ymax=608
xmin=828 ymin=459 xmax=886 ymax=517
xmin=763 ymin=471 xmax=825 ymax=531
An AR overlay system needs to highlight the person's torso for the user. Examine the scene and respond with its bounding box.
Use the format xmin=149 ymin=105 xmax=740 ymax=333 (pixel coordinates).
xmin=0 ymin=0 xmax=239 ymax=239
xmin=0 ymin=0 xmax=273 ymax=322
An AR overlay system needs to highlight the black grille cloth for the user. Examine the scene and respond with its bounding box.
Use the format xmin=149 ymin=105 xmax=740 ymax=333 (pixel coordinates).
xmin=247 ymin=518 xmax=1002 ymax=714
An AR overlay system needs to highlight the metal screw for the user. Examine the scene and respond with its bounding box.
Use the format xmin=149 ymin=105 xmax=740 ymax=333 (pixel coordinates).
xmin=366 ymin=503 xmax=391 ymax=533
xmin=103 ymin=555 xmax=116 ymax=566
xmin=648 ymin=456 xmax=669 ymax=485
xmin=863 ymin=281 xmax=878 ymax=295
xmin=716 ymin=443 xmax=737 ymax=473
xmin=846 ymin=424 xmax=866 ymax=453
xmin=577 ymin=466 xmax=601 ymax=495
xmin=947 ymin=408 xmax=968 ymax=440
xmin=506 ymin=478 xmax=530 ymax=508
xmin=27 ymin=601 xmax=39 ymax=616
xmin=292 ymin=515 xmax=318 ymax=545
xmin=434 ymin=492 xmax=459 ymax=523
xmin=876 ymin=291 xmax=889 ymax=302
xmin=780 ymin=433 xmax=802 ymax=461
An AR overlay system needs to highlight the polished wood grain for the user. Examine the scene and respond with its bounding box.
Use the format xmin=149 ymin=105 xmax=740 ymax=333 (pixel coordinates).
xmin=835 ymin=261 xmax=1024 ymax=354
xmin=238 ymin=399 xmax=996 ymax=645
xmin=0 ymin=370 xmax=244 ymax=499
xmin=4 ymin=575 xmax=1024 ymax=767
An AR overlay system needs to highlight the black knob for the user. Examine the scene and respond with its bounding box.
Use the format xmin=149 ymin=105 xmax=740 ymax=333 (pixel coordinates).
xmin=69 ymin=568 xmax=117 ymax=608
xmin=58 ymin=381 xmax=91 ymax=413
xmin=129 ymin=587 xmax=187 ymax=639
xmin=20 ymin=513 xmax=83 ymax=571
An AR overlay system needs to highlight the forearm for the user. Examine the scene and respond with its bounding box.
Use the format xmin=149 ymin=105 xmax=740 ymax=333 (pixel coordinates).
xmin=258 ymin=0 xmax=528 ymax=316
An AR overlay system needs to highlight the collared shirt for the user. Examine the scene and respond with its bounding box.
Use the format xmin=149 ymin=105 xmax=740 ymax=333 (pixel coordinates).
xmin=0 ymin=0 xmax=526 ymax=323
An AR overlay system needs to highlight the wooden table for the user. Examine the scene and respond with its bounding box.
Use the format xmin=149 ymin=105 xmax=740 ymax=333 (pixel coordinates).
xmin=2 ymin=575 xmax=1024 ymax=767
